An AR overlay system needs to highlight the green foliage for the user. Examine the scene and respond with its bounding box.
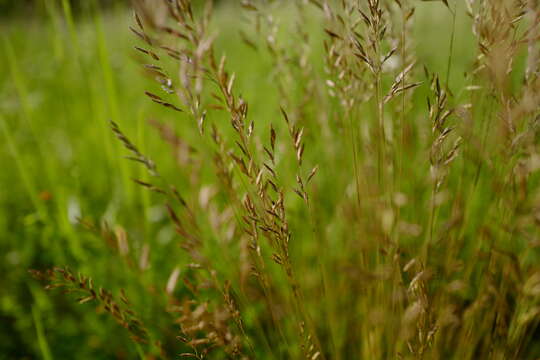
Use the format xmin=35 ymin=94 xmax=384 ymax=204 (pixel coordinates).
xmin=1 ymin=0 xmax=540 ymax=359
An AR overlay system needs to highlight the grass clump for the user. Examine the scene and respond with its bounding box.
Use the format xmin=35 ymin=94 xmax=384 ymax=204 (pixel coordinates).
xmin=2 ymin=0 xmax=539 ymax=358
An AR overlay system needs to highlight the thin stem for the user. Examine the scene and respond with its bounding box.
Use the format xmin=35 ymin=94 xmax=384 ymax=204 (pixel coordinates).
xmin=375 ymin=70 xmax=385 ymax=193
xmin=445 ymin=1 xmax=458 ymax=88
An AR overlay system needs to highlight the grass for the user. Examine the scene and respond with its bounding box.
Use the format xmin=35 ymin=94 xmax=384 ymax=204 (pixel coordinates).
xmin=1 ymin=0 xmax=540 ymax=359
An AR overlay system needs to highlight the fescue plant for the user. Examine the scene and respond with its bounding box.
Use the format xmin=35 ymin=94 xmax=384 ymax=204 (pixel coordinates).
xmin=25 ymin=0 xmax=540 ymax=358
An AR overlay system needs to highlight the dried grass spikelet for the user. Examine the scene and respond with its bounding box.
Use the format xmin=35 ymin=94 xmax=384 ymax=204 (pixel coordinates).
xmin=29 ymin=267 xmax=155 ymax=348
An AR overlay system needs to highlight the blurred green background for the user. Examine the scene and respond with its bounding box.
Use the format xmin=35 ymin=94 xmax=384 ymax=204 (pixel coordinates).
xmin=0 ymin=0 xmax=475 ymax=358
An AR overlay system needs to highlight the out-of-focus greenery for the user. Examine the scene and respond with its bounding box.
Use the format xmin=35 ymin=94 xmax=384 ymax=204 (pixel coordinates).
xmin=2 ymin=0 xmax=538 ymax=359
xmin=0 ymin=0 xmax=126 ymax=17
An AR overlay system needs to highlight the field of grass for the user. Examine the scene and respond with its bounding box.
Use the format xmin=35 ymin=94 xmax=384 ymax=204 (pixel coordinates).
xmin=1 ymin=0 xmax=540 ymax=359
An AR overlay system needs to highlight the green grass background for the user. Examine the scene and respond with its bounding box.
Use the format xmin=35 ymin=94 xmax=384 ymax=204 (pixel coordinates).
xmin=0 ymin=1 xmax=484 ymax=358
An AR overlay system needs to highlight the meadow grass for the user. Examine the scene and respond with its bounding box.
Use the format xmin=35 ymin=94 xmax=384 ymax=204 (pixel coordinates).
xmin=1 ymin=0 xmax=540 ymax=359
